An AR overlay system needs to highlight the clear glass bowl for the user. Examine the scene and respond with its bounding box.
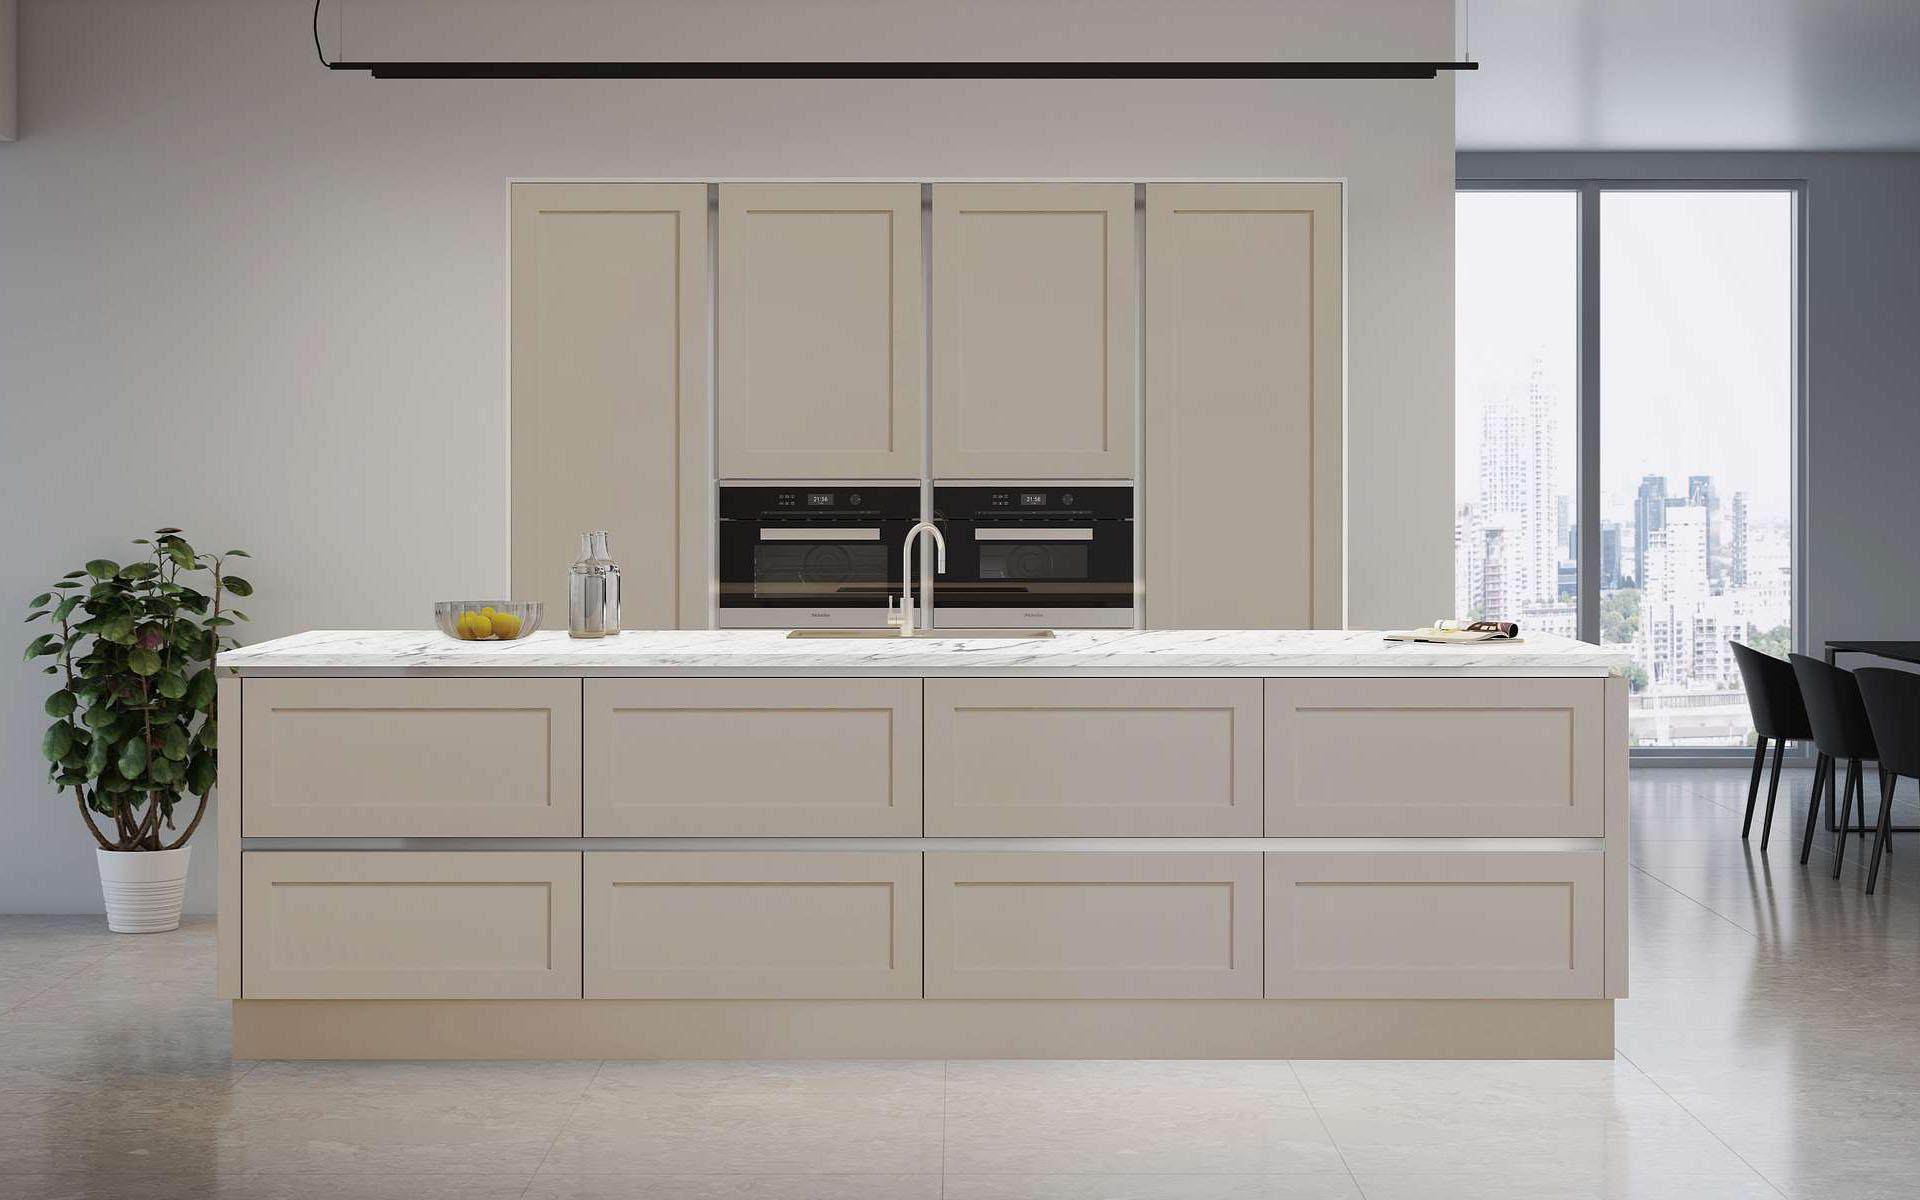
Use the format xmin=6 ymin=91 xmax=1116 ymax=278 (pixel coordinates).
xmin=434 ymin=601 xmax=542 ymax=642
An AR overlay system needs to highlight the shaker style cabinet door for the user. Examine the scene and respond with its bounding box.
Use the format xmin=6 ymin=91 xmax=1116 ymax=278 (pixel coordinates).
xmin=931 ymin=183 xmax=1136 ymax=479
xmin=584 ymin=678 xmax=923 ymax=836
xmin=1265 ymin=851 xmax=1605 ymax=999
xmin=924 ymin=851 xmax=1263 ymax=999
xmin=584 ymin=852 xmax=922 ymax=999
xmin=241 ymin=678 xmax=583 ymax=837
xmin=1142 ymin=183 xmax=1343 ymax=629
xmin=717 ymin=183 xmax=924 ymax=479
xmin=923 ymin=678 xmax=1263 ymax=836
xmin=242 ymin=851 xmax=583 ymax=1000
xmin=510 ymin=183 xmax=710 ymax=630
xmin=1265 ymin=678 xmax=1606 ymax=837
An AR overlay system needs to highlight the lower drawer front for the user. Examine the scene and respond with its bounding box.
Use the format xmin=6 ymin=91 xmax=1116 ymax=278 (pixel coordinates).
xmin=242 ymin=852 xmax=582 ymax=999
xmin=924 ymin=852 xmax=1263 ymax=999
xmin=585 ymin=852 xmax=922 ymax=999
xmin=1264 ymin=851 xmax=1604 ymax=999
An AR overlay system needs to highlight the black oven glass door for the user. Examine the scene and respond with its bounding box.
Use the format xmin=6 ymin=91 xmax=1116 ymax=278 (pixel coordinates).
xmin=719 ymin=524 xmax=907 ymax=609
xmin=945 ymin=526 xmax=1132 ymax=608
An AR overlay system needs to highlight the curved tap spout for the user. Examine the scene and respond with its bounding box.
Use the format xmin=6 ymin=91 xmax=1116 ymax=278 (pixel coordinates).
xmin=896 ymin=521 xmax=947 ymax=637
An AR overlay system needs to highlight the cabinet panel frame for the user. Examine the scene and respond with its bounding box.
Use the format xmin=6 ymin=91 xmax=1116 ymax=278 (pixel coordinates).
xmin=718 ymin=182 xmax=925 ymax=479
xmin=242 ymin=677 xmax=584 ymax=837
xmin=1265 ymin=677 xmax=1605 ymax=837
xmin=509 ymin=181 xmax=710 ymax=629
xmin=1265 ymin=850 xmax=1604 ymax=999
xmin=585 ymin=850 xmax=922 ymax=999
xmin=585 ymin=677 xmax=923 ymax=836
xmin=242 ymin=851 xmax=583 ymax=1000
xmin=931 ymin=182 xmax=1137 ymax=479
xmin=924 ymin=677 xmax=1263 ymax=836
xmin=925 ymin=850 xmax=1263 ymax=999
xmin=1143 ymin=182 xmax=1343 ymax=628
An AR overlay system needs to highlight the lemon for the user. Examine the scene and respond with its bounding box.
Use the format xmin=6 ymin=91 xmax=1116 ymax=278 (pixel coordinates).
xmin=468 ymin=613 xmax=494 ymax=639
xmin=492 ymin=612 xmax=522 ymax=639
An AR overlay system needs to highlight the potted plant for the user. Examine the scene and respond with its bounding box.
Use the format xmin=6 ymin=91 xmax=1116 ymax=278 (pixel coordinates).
xmin=24 ymin=529 xmax=251 ymax=932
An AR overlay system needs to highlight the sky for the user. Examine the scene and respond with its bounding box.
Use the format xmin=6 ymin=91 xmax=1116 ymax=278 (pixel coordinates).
xmin=1456 ymin=189 xmax=1795 ymax=522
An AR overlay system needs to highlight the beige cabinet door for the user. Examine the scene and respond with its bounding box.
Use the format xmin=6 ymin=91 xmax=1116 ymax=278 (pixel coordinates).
xmin=510 ymin=182 xmax=709 ymax=630
xmin=925 ymin=852 xmax=1262 ymax=999
xmin=1143 ymin=183 xmax=1342 ymax=628
xmin=931 ymin=183 xmax=1136 ymax=478
xmin=585 ymin=852 xmax=921 ymax=999
xmin=717 ymin=183 xmax=924 ymax=479
xmin=584 ymin=678 xmax=922 ymax=836
xmin=924 ymin=678 xmax=1261 ymax=835
xmin=242 ymin=679 xmax=582 ymax=837
xmin=1265 ymin=851 xmax=1604 ymax=999
xmin=242 ymin=852 xmax=582 ymax=999
xmin=1265 ymin=678 xmax=1605 ymax=836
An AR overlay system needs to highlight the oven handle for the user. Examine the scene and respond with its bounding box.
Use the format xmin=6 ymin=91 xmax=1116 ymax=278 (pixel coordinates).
xmin=972 ymin=528 xmax=1094 ymax=542
xmin=758 ymin=528 xmax=883 ymax=542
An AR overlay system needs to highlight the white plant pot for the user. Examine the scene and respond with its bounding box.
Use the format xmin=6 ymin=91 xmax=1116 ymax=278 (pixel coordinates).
xmin=96 ymin=846 xmax=191 ymax=934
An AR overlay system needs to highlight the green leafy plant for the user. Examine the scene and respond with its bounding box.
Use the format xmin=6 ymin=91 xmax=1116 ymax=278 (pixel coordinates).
xmin=24 ymin=529 xmax=251 ymax=851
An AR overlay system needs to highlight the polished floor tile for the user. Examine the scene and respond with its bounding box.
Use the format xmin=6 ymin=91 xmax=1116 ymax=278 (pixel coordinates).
xmin=2 ymin=767 xmax=1918 ymax=1198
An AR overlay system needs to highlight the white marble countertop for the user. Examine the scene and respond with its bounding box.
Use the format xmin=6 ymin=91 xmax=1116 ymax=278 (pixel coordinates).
xmin=220 ymin=628 xmax=1630 ymax=676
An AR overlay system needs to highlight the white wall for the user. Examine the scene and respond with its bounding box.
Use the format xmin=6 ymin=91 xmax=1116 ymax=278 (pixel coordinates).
xmin=0 ymin=0 xmax=1454 ymax=913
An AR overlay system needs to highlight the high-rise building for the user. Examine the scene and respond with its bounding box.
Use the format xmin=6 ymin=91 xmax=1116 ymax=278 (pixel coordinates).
xmin=1689 ymin=475 xmax=1719 ymax=583
xmin=1473 ymin=364 xmax=1562 ymax=615
xmin=1634 ymin=475 xmax=1668 ymax=588
xmin=1731 ymin=491 xmax=1750 ymax=587
xmin=1568 ymin=520 xmax=1625 ymax=591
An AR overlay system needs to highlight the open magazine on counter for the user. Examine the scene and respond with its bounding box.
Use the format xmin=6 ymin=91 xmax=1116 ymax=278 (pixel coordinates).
xmin=1383 ymin=619 xmax=1523 ymax=645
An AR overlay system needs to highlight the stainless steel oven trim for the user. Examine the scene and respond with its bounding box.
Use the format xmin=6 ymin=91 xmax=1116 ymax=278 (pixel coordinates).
xmin=934 ymin=607 xmax=1136 ymax=629
xmin=972 ymin=528 xmax=1095 ymax=541
xmin=719 ymin=607 xmax=892 ymax=629
xmin=756 ymin=528 xmax=883 ymax=541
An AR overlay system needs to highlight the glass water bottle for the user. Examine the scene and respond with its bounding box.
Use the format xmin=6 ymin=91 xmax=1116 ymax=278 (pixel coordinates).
xmin=568 ymin=531 xmax=621 ymax=639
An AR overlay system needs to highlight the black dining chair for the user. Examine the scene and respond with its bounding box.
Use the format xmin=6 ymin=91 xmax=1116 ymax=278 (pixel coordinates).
xmin=1855 ymin=668 xmax=1920 ymax=894
xmin=1790 ymin=654 xmax=1880 ymax=873
xmin=1734 ymin=642 xmax=1815 ymax=849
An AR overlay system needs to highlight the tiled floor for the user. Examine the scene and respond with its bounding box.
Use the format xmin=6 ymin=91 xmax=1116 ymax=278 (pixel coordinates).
xmin=2 ymin=766 xmax=1917 ymax=1199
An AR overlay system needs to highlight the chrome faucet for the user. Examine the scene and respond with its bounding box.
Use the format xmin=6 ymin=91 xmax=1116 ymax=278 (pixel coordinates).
xmin=889 ymin=521 xmax=947 ymax=637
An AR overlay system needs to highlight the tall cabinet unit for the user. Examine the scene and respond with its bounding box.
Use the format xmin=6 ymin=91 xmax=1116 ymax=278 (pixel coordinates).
xmin=717 ymin=184 xmax=924 ymax=479
xmin=509 ymin=182 xmax=710 ymax=629
xmin=1143 ymin=183 xmax=1344 ymax=629
xmin=931 ymin=183 xmax=1137 ymax=479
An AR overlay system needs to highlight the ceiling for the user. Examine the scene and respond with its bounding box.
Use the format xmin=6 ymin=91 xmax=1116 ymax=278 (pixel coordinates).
xmin=1456 ymin=0 xmax=1920 ymax=151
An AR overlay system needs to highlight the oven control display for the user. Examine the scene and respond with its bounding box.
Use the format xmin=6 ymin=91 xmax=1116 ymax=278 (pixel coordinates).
xmin=1019 ymin=492 xmax=1047 ymax=507
xmin=806 ymin=492 xmax=834 ymax=506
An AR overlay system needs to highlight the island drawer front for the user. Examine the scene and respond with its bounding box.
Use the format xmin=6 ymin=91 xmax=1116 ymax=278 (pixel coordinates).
xmin=241 ymin=851 xmax=583 ymax=999
xmin=1265 ymin=679 xmax=1605 ymax=836
xmin=924 ymin=851 xmax=1263 ymax=999
xmin=241 ymin=678 xmax=583 ymax=837
xmin=584 ymin=679 xmax=922 ymax=836
xmin=584 ymin=851 xmax=922 ymax=999
xmin=924 ymin=679 xmax=1264 ymax=836
xmin=1264 ymin=851 xmax=1604 ymax=999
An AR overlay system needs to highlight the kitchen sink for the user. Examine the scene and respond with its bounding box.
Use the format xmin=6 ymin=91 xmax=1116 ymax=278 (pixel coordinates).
xmin=785 ymin=628 xmax=1056 ymax=640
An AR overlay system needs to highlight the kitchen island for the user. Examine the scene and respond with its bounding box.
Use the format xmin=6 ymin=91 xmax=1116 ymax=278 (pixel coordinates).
xmin=217 ymin=629 xmax=1630 ymax=1059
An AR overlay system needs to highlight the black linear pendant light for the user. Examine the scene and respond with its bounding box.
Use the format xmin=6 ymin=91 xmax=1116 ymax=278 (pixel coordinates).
xmin=313 ymin=2 xmax=1477 ymax=82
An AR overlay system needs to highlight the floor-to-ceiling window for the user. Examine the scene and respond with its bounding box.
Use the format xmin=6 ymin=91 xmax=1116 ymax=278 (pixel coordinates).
xmin=1456 ymin=183 xmax=1800 ymax=752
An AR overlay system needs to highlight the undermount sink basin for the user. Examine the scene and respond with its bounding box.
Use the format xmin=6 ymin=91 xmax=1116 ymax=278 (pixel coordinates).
xmin=786 ymin=628 xmax=1056 ymax=640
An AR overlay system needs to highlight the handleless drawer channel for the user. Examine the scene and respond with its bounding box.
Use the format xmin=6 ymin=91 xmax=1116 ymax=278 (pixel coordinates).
xmin=584 ymin=678 xmax=922 ymax=836
xmin=241 ymin=679 xmax=583 ymax=837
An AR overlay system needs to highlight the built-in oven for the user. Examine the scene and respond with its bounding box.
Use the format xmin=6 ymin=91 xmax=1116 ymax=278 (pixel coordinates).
xmin=932 ymin=484 xmax=1134 ymax=628
xmin=717 ymin=484 xmax=920 ymax=628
